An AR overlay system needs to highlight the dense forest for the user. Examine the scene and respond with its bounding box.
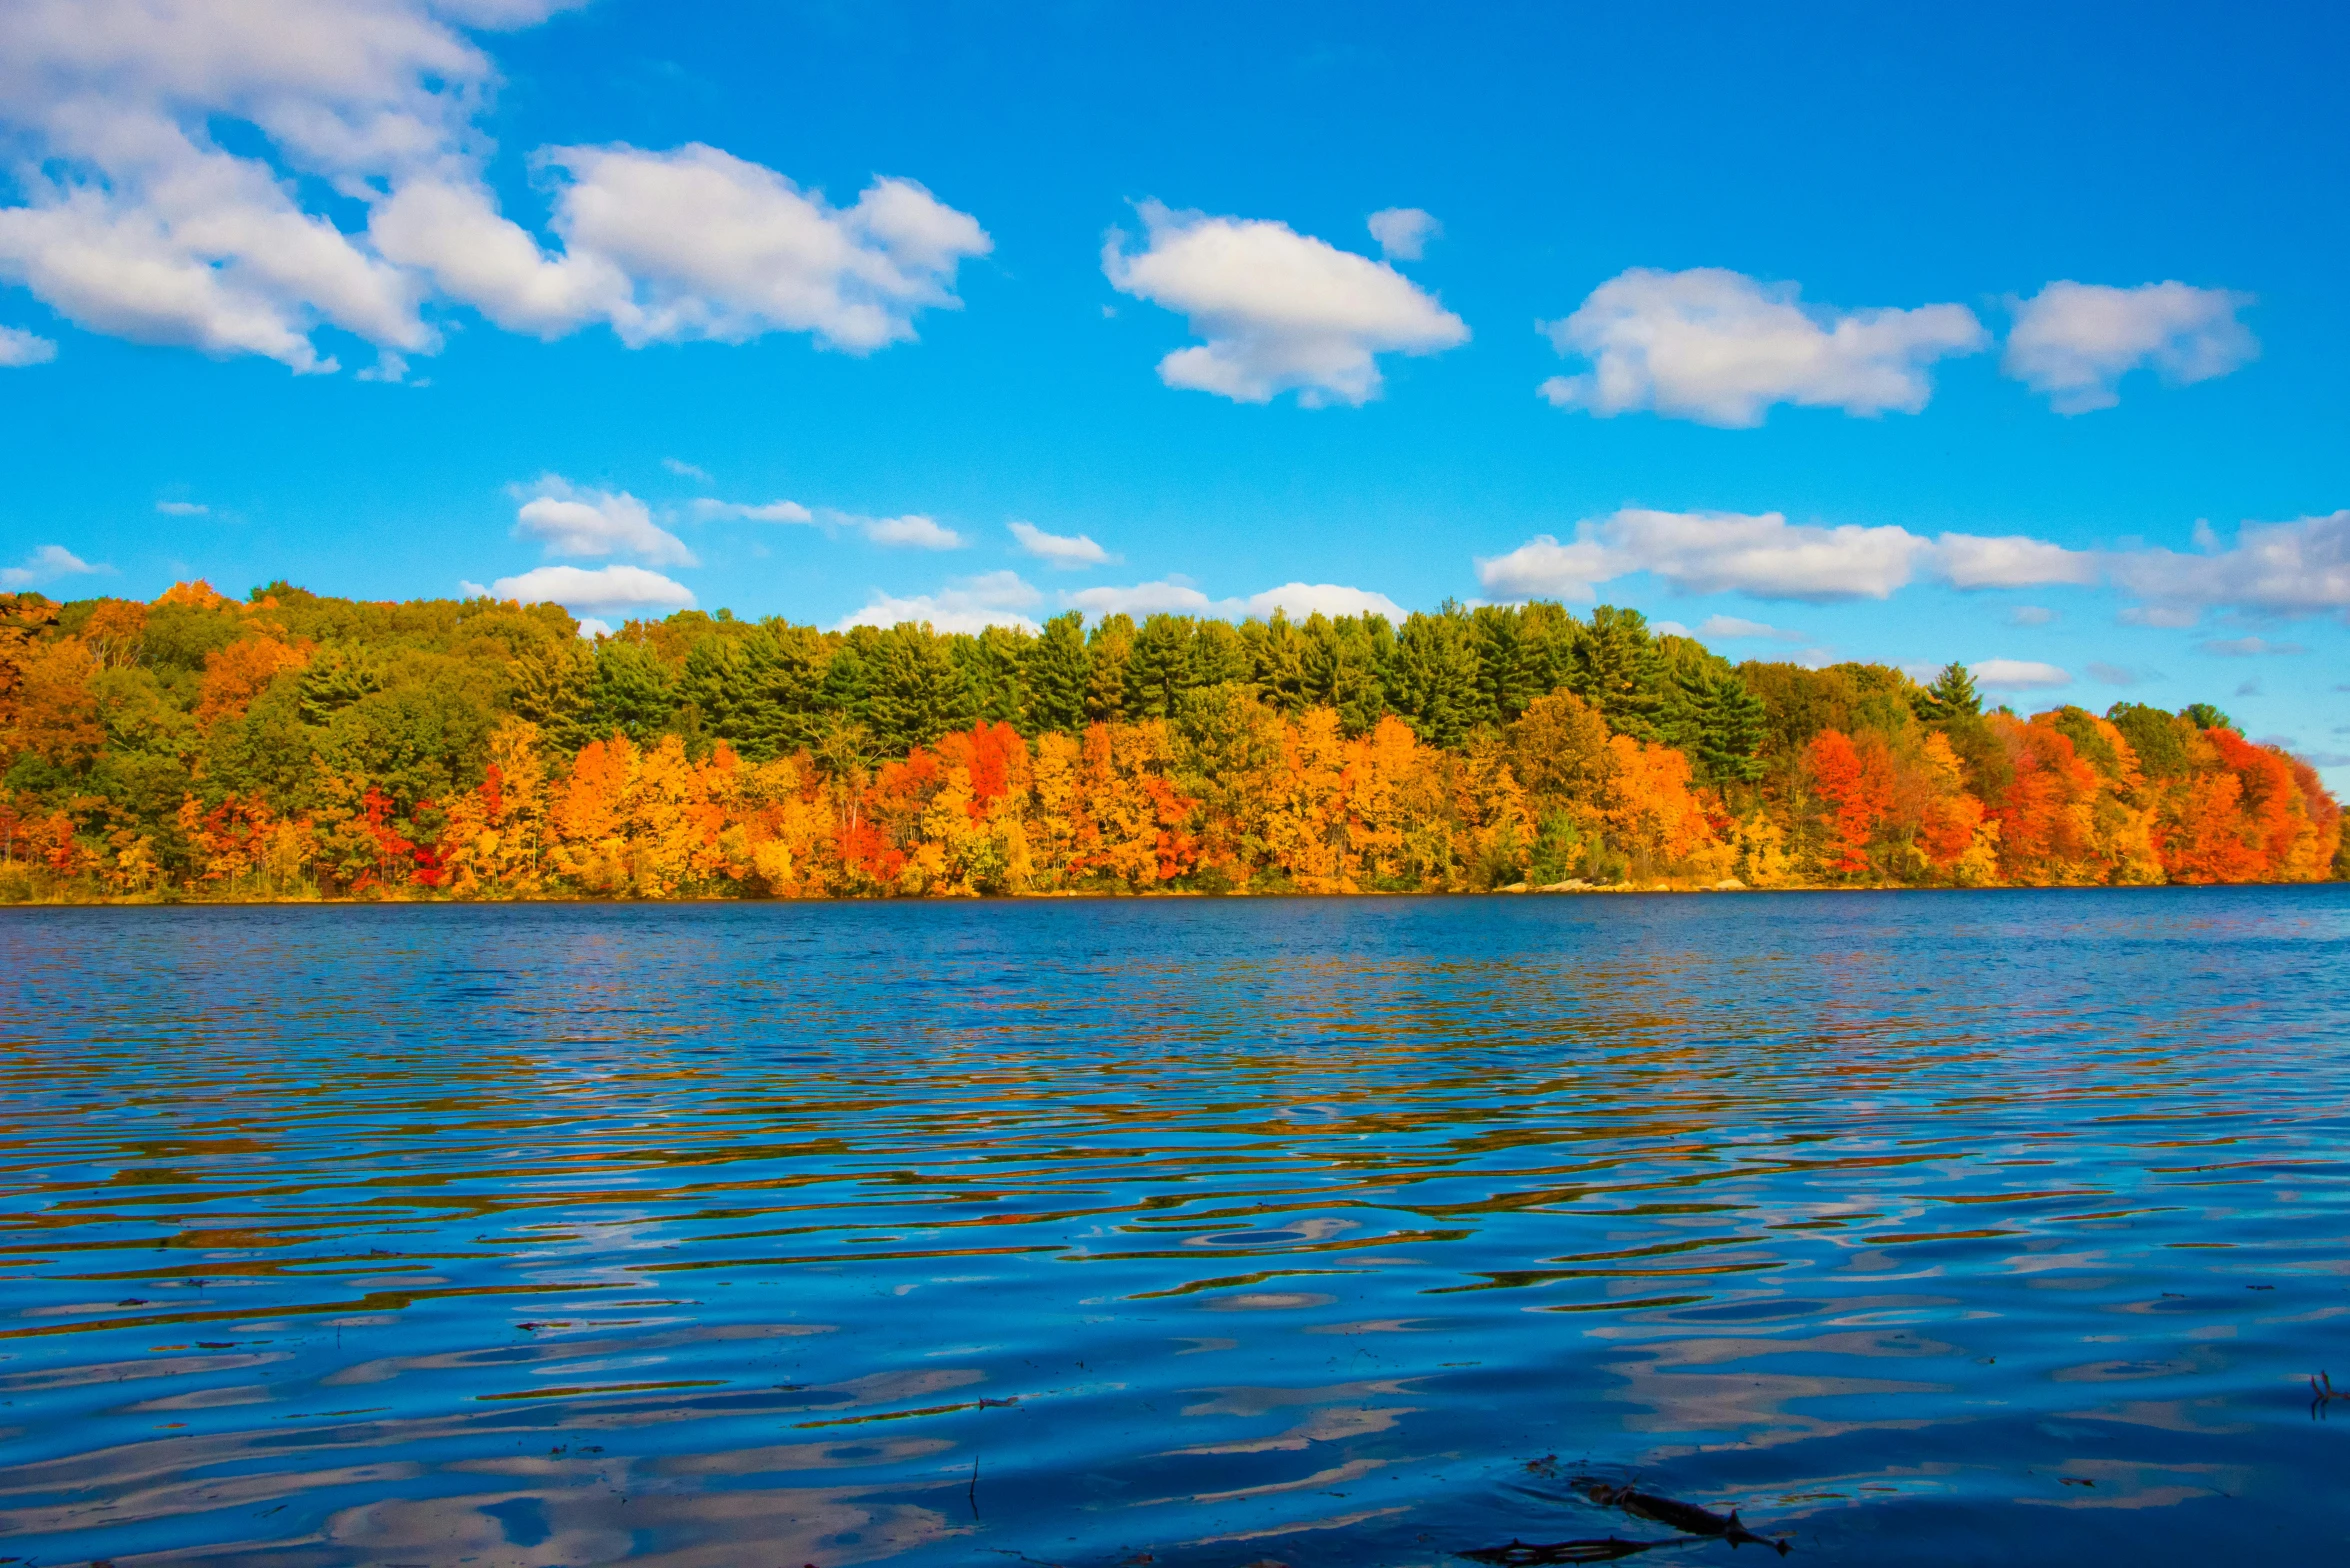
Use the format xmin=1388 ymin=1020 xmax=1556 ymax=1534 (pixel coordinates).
xmin=0 ymin=580 xmax=2340 ymax=901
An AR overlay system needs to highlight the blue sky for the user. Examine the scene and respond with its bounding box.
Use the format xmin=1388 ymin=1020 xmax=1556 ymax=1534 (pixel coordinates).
xmin=1 ymin=0 xmax=2345 ymax=779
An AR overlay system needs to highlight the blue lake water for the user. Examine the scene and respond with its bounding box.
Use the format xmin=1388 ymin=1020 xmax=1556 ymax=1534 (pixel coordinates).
xmin=2 ymin=889 xmax=2348 ymax=1566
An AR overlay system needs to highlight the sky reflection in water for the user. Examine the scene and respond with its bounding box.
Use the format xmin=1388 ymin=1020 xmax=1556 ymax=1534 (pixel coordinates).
xmin=2 ymin=890 xmax=2347 ymax=1565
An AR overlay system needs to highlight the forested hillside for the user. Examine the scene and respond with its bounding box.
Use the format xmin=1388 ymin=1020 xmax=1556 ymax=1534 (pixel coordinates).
xmin=0 ymin=581 xmax=2339 ymax=900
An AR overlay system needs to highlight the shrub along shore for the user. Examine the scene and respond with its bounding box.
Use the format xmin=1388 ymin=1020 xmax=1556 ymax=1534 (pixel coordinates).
xmin=1 ymin=582 xmax=2340 ymax=902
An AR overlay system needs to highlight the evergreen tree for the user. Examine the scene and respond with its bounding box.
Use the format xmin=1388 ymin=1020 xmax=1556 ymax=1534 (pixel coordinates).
xmin=1023 ymin=612 xmax=1090 ymax=734
xmin=1467 ymin=604 xmax=1534 ymax=726
xmin=297 ymin=642 xmax=387 ymax=726
xmin=956 ymin=625 xmax=1030 ymax=728
xmin=1913 ymin=660 xmax=1982 ymax=723
xmin=586 ymin=638 xmax=676 ymax=744
xmin=677 ymin=635 xmax=741 ymax=738
xmin=1123 ymin=613 xmax=1195 ymax=718
xmin=1665 ymin=663 xmax=1766 ymax=784
xmin=1085 ymin=614 xmax=1134 ymax=722
xmin=819 ymin=641 xmax=873 ymax=732
xmin=508 ymin=637 xmax=594 ymax=751
xmin=1304 ymin=614 xmax=1387 ymax=736
xmin=1245 ymin=612 xmax=1311 ymax=711
xmin=2182 ymin=702 xmax=2235 ymax=733
xmin=731 ymin=622 xmax=830 ymax=759
xmin=1189 ymin=618 xmax=1250 ymax=687
xmin=1566 ymin=605 xmax=1665 ymax=740
xmin=1385 ymin=608 xmax=1480 ymax=747
xmin=866 ymin=625 xmax=972 ymax=752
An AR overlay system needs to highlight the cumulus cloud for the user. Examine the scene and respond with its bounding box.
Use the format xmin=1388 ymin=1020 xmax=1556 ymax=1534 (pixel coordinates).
xmin=1689 ymin=614 xmax=1805 ymax=642
xmin=1009 ymin=520 xmax=1111 ymax=569
xmin=1478 ymin=509 xmax=2137 ymax=604
xmin=1366 ymin=207 xmax=1439 ymax=261
xmin=386 ymin=147 xmax=991 ymax=351
xmin=1478 ymin=509 xmax=1930 ymax=603
xmin=511 ymin=475 xmax=693 ymax=565
xmin=859 ymin=513 xmax=963 ymax=550
xmin=1103 ymin=201 xmax=1468 ymax=405
xmin=0 ymin=543 xmax=103 ymax=588
xmin=1971 ymin=658 xmax=2072 ymax=691
xmin=662 ymin=457 xmax=711 ymax=482
xmin=692 ymin=497 xmax=815 ymax=524
xmin=691 ymin=497 xmax=961 ymax=548
xmin=1246 ymin=582 xmax=1406 ymax=620
xmin=1063 ymin=578 xmax=1404 ymax=621
xmin=2005 ymin=281 xmax=2256 ymax=414
xmin=2197 ymin=636 xmax=2305 ymax=657
xmin=0 ymin=325 xmax=57 ymax=365
xmin=1935 ymin=532 xmax=2098 ymax=589
xmin=155 ymin=499 xmax=209 ymax=516
xmin=487 ymin=563 xmax=694 ymax=614
xmin=2118 ymin=604 xmax=2202 ymax=629
xmin=0 ymin=2 xmax=985 ymax=374
xmin=834 ymin=570 xmax=1041 ymax=634
xmin=2105 ymin=511 xmax=2350 ymax=622
xmin=1537 ymin=267 xmax=1986 ymax=427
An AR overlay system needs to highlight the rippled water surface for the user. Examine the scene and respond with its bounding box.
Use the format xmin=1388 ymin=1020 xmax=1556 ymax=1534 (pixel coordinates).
xmin=4 ymin=890 xmax=2349 ymax=1566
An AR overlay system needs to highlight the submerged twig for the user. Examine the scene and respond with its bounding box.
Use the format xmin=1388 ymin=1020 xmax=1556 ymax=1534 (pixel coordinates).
xmin=1580 ymin=1480 xmax=1792 ymax=1555
xmin=1460 ymin=1536 xmax=1673 ymax=1564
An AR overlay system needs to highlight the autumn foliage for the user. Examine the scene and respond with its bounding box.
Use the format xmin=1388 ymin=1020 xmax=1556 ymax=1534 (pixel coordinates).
xmin=0 ymin=581 xmax=2338 ymax=901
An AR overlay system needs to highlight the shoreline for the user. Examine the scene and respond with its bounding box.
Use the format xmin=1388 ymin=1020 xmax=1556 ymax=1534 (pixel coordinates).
xmin=2 ymin=878 xmax=2332 ymax=910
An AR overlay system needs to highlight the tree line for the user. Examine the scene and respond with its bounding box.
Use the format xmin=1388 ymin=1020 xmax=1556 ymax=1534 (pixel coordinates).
xmin=0 ymin=580 xmax=2339 ymax=899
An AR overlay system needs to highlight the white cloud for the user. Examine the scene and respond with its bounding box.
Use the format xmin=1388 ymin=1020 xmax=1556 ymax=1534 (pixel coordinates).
xmin=1064 ymin=579 xmax=1224 ymax=618
xmin=691 ymin=497 xmax=961 ymax=548
xmin=1690 ymin=614 xmax=1805 ymax=642
xmin=1244 ymin=582 xmax=1406 ymax=621
xmin=661 ymin=457 xmax=711 ymax=482
xmin=1103 ymin=201 xmax=1468 ymax=405
xmin=2004 ymin=281 xmax=2256 ymax=414
xmin=464 ymin=146 xmax=991 ymax=351
xmin=155 ymin=499 xmax=209 ymax=516
xmin=859 ymin=513 xmax=964 ymax=550
xmin=1478 ymin=509 xmax=1933 ymax=603
xmin=0 ymin=3 xmax=983 ymax=374
xmin=1934 ymin=532 xmax=2099 ymax=589
xmin=2198 ymin=636 xmax=2305 ymax=657
xmin=2086 ymin=661 xmax=2151 ymax=686
xmin=1009 ymin=520 xmax=1111 ymax=569
xmin=2105 ymin=511 xmax=2350 ymax=621
xmin=1971 ymin=658 xmax=2072 ymax=691
xmin=1366 ymin=207 xmax=1439 ymax=261
xmin=511 ymin=475 xmax=693 ymax=565
xmin=0 ymin=543 xmax=104 ymax=588
xmin=573 ymin=615 xmax=614 ymax=640
xmin=0 ymin=324 xmax=57 ymax=365
xmin=1537 ymin=267 xmax=1986 ymax=426
xmin=1062 ymin=578 xmax=1403 ymax=621
xmin=2118 ymin=604 xmax=2201 ymax=629
xmin=1479 ymin=509 xmax=2118 ymax=604
xmin=488 ymin=563 xmax=694 ymax=613
xmin=835 ymin=570 xmax=1040 ymax=634
xmin=2006 ymin=605 xmax=2056 ymax=626
xmin=692 ymin=497 xmax=815 ymax=524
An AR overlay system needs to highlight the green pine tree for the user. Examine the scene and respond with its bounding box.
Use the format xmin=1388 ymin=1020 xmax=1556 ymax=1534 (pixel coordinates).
xmin=1385 ymin=608 xmax=1480 ymax=748
xmin=1123 ymin=613 xmax=1195 ymax=719
xmin=1566 ymin=605 xmax=1665 ymax=740
xmin=1023 ymin=612 xmax=1090 ymax=734
xmin=1913 ymin=660 xmax=1982 ymax=722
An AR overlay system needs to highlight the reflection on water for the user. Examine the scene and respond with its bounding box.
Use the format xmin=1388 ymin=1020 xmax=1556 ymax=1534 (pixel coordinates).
xmin=2 ymin=889 xmax=2347 ymax=1565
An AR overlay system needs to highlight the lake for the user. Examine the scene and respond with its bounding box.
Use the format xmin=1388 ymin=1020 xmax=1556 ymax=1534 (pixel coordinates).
xmin=2 ymin=890 xmax=2347 ymax=1566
